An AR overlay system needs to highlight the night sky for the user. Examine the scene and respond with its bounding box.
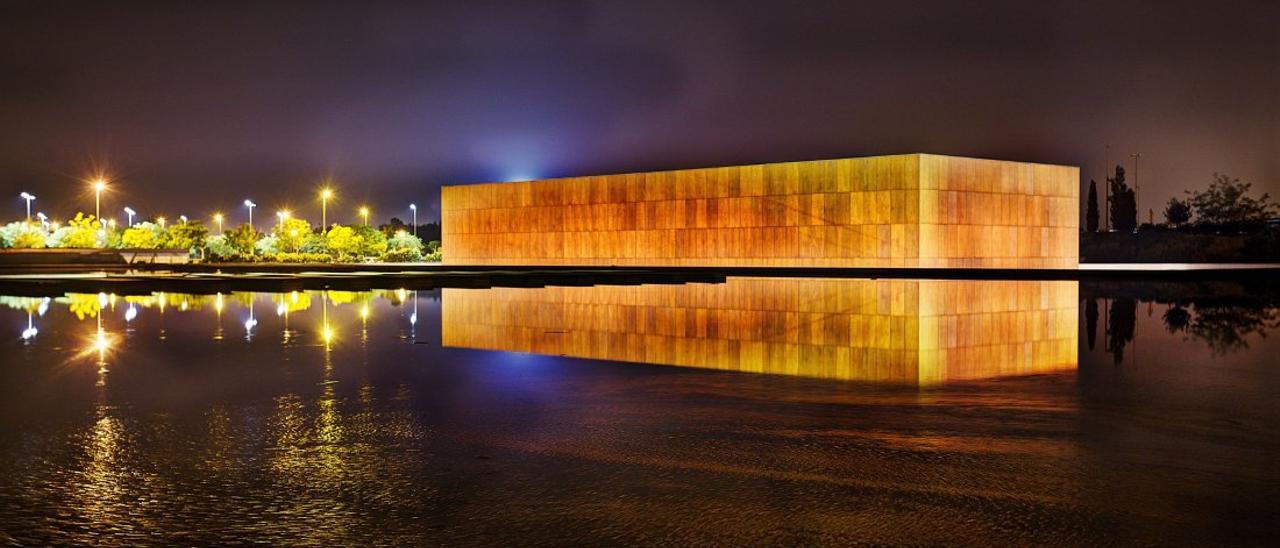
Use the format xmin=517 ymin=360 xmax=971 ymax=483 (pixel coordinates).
xmin=2 ymin=0 xmax=1276 ymax=225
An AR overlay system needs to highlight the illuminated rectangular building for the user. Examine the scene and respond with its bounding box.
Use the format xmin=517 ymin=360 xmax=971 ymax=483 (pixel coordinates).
xmin=441 ymin=153 xmax=1079 ymax=268
xmin=443 ymin=279 xmax=1079 ymax=386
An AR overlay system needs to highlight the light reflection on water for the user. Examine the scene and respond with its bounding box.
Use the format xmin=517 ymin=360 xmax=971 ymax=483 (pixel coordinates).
xmin=0 ymin=278 xmax=1278 ymax=545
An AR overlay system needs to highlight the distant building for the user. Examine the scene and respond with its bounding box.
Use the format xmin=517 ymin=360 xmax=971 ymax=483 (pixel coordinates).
xmin=442 ymin=153 xmax=1079 ymax=268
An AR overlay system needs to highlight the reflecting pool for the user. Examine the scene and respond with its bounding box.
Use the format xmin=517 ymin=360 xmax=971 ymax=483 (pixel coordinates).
xmin=0 ymin=277 xmax=1277 ymax=545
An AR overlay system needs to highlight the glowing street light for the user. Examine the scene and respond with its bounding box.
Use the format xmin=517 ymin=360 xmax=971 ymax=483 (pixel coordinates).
xmin=409 ymin=203 xmax=417 ymax=237
xmin=212 ymin=213 xmax=224 ymax=234
xmin=178 ymin=215 xmax=188 ymax=225
xmin=36 ymin=212 xmax=47 ymax=228
xmin=244 ymin=199 xmax=256 ymax=229
xmin=276 ymin=209 xmax=290 ymax=232
xmin=320 ymin=188 xmax=334 ymax=227
xmin=19 ymin=192 xmax=35 ymax=221
xmin=92 ymin=178 xmax=107 ymax=220
xmin=157 ymin=216 xmax=167 ymax=229
xmin=359 ymin=206 xmax=370 ymax=226
xmin=123 ymin=207 xmax=136 ymax=227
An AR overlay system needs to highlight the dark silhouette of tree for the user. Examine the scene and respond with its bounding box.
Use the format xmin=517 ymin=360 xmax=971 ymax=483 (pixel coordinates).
xmin=1106 ymin=297 xmax=1136 ymax=364
xmin=1187 ymin=305 xmax=1280 ymax=355
xmin=1085 ymin=298 xmax=1098 ymax=350
xmin=1163 ymin=306 xmax=1191 ymax=332
xmin=1185 ymin=173 xmax=1279 ymax=227
xmin=1160 ymin=303 xmax=1280 ymax=356
xmin=1108 ymin=165 xmax=1137 ymax=233
xmin=1085 ymin=180 xmax=1100 ymax=232
xmin=378 ymin=218 xmax=442 ymax=242
xmin=1163 ymin=197 xmax=1192 ymax=226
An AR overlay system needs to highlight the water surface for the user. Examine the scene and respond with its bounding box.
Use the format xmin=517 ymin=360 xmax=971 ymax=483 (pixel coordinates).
xmin=1 ymin=278 xmax=1277 ymax=545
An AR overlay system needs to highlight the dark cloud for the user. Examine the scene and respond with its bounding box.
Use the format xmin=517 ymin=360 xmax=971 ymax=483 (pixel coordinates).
xmin=1 ymin=0 xmax=1275 ymax=224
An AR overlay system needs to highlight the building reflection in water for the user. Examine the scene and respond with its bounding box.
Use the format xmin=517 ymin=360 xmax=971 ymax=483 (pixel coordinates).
xmin=1 ymin=282 xmax=1079 ymax=387
xmin=442 ymin=278 xmax=1080 ymax=386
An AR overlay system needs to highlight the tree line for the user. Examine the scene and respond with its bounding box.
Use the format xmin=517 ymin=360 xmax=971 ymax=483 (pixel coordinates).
xmin=1086 ymin=168 xmax=1277 ymax=233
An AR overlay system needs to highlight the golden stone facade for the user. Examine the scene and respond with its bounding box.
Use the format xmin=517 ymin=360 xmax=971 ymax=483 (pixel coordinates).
xmin=442 ymin=153 xmax=1079 ymax=268
xmin=442 ymin=278 xmax=1079 ymax=386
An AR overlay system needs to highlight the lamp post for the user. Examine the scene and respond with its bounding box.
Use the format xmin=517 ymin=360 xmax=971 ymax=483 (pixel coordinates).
xmin=123 ymin=207 xmax=136 ymax=227
xmin=277 ymin=210 xmax=290 ymax=232
xmin=1130 ymin=153 xmax=1142 ymax=228
xmin=92 ymin=179 xmax=107 ymax=220
xmin=19 ymin=192 xmax=34 ymax=221
xmin=409 ymin=203 xmax=417 ymax=237
xmin=213 ymin=213 xmax=224 ymax=234
xmin=244 ymin=200 xmax=256 ymax=230
xmin=1103 ymin=144 xmax=1111 ymax=232
xmin=359 ymin=206 xmax=370 ymax=226
xmin=320 ymin=188 xmax=333 ymax=228
xmin=36 ymin=212 xmax=47 ymax=228
xmin=157 ymin=216 xmax=167 ymax=229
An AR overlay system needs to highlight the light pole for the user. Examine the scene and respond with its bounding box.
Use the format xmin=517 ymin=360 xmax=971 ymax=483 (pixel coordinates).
xmin=36 ymin=212 xmax=47 ymax=228
xmin=92 ymin=179 xmax=107 ymax=220
xmin=320 ymin=188 xmax=333 ymax=228
xmin=19 ymin=192 xmax=34 ymax=221
xmin=1103 ymin=144 xmax=1110 ymax=232
xmin=123 ymin=207 xmax=136 ymax=227
xmin=277 ymin=210 xmax=290 ymax=232
xmin=409 ymin=203 xmax=417 ymax=237
xmin=1130 ymin=153 xmax=1142 ymax=227
xmin=359 ymin=206 xmax=370 ymax=226
xmin=157 ymin=216 xmax=167 ymax=229
xmin=244 ymin=200 xmax=256 ymax=230
xmin=213 ymin=213 xmax=224 ymax=234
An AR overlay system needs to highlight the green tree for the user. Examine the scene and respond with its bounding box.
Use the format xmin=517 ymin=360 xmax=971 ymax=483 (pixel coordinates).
xmin=224 ymin=223 xmax=261 ymax=255
xmin=424 ymin=239 xmax=442 ymax=262
xmin=1107 ymin=165 xmax=1137 ymax=233
xmin=1085 ymin=179 xmax=1100 ymax=233
xmin=300 ymin=233 xmax=329 ymax=254
xmin=353 ymin=224 xmax=388 ymax=258
xmin=272 ymin=217 xmax=312 ymax=253
xmin=121 ymin=222 xmax=166 ymax=248
xmin=1186 ymin=173 xmax=1278 ymax=227
xmin=204 ymin=234 xmax=236 ymax=259
xmin=0 ymin=222 xmax=48 ymax=248
xmin=1163 ymin=197 xmax=1192 ymax=226
xmin=383 ymin=230 xmax=424 ymax=261
xmin=255 ymin=234 xmax=280 ymax=255
xmin=325 ymin=225 xmax=361 ymax=260
xmin=58 ymin=213 xmax=103 ymax=248
xmin=167 ymin=220 xmax=209 ymax=251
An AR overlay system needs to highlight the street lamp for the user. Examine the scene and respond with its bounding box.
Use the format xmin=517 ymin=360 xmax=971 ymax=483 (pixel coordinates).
xmin=19 ymin=192 xmax=34 ymax=221
xmin=1130 ymin=152 xmax=1142 ymax=229
xmin=320 ymin=188 xmax=333 ymax=228
xmin=92 ymin=179 xmax=107 ymax=220
xmin=359 ymin=206 xmax=370 ymax=226
xmin=277 ymin=209 xmax=290 ymax=232
xmin=244 ymin=200 xmax=256 ymax=229
xmin=157 ymin=216 xmax=167 ymax=229
xmin=36 ymin=212 xmax=47 ymax=228
xmin=213 ymin=213 xmax=224 ymax=234
xmin=409 ymin=203 xmax=417 ymax=237
xmin=179 ymin=215 xmax=188 ymax=224
xmin=123 ymin=207 xmax=136 ymax=227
